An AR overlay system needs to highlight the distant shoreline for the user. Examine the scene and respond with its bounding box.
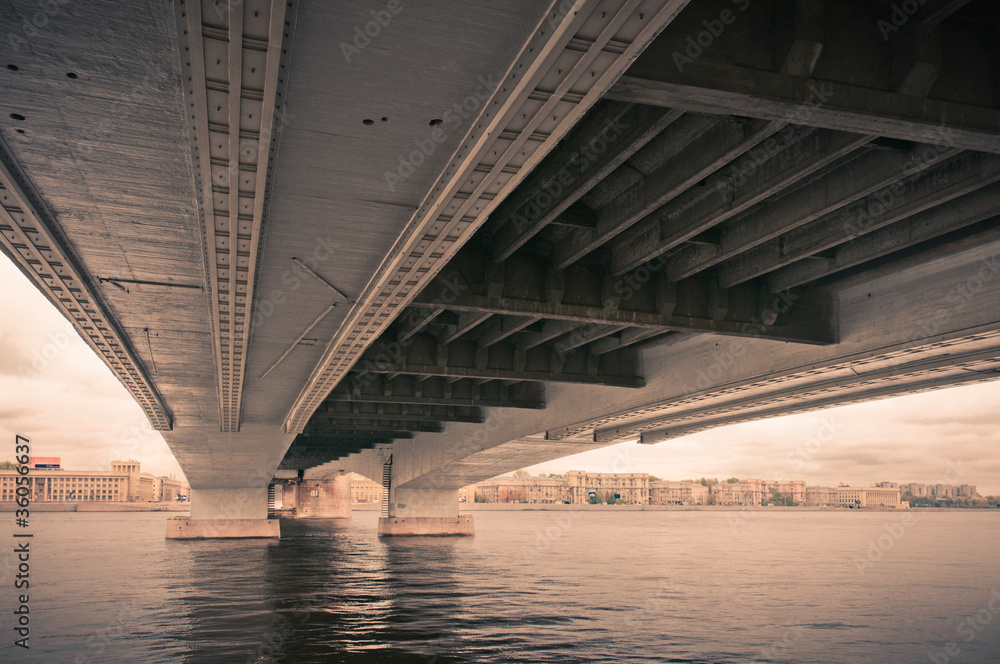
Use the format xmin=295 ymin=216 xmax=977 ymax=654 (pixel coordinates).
xmin=353 ymin=503 xmax=994 ymax=512
xmin=458 ymin=504 xmax=883 ymax=512
xmin=3 ymin=502 xmax=991 ymax=515
xmin=0 ymin=502 xmax=190 ymax=513
xmin=455 ymin=504 xmax=997 ymax=512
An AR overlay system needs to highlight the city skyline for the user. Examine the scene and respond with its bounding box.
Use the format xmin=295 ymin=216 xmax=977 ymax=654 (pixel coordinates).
xmin=3 ymin=256 xmax=1000 ymax=494
xmin=498 ymin=468 xmax=983 ymax=494
xmin=3 ymin=1 xmax=999 ymax=661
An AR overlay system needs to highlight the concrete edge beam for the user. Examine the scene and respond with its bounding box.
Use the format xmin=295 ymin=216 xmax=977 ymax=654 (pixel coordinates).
xmin=377 ymin=515 xmax=475 ymax=537
xmin=165 ymin=517 xmax=280 ymax=539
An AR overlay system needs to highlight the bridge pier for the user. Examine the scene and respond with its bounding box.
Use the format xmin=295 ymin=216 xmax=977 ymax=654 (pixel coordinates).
xmin=378 ymin=487 xmax=474 ymax=537
xmin=294 ymin=475 xmax=352 ymax=519
xmin=166 ymin=488 xmax=279 ymax=539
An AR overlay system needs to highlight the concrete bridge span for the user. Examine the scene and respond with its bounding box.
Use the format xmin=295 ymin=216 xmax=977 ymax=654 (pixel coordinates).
xmin=1 ymin=0 xmax=998 ymax=536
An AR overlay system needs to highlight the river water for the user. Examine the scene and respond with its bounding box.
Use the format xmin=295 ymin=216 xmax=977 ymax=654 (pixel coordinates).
xmin=2 ymin=509 xmax=998 ymax=663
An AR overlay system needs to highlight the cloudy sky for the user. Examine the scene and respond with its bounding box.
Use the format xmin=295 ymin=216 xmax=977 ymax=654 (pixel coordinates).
xmin=2 ymin=256 xmax=999 ymax=494
xmin=0 ymin=258 xmax=184 ymax=480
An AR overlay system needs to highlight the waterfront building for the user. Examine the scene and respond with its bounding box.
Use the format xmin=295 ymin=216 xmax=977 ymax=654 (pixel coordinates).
xmin=159 ymin=475 xmax=188 ymax=502
xmin=453 ymin=474 xmax=940 ymax=509
xmin=1 ymin=468 xmax=129 ymax=502
xmin=710 ymin=479 xmax=765 ymax=506
xmin=899 ymin=483 xmax=979 ymax=499
xmin=901 ymin=483 xmax=929 ymax=497
xmin=761 ymin=480 xmax=807 ymax=504
xmin=836 ymin=486 xmax=901 ymax=508
xmin=929 ymin=483 xmax=980 ymax=498
xmin=111 ymin=460 xmax=158 ymax=502
xmin=476 ymin=476 xmax=570 ymax=504
xmin=649 ymin=481 xmax=709 ymax=505
xmin=805 ymin=486 xmax=837 ymax=506
xmin=564 ymin=471 xmax=649 ymax=504
xmin=0 ymin=461 xmax=188 ymax=503
xmin=350 ymin=473 xmax=382 ymax=503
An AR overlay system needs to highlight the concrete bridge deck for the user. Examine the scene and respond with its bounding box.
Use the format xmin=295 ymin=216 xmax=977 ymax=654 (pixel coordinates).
xmin=1 ymin=0 xmax=998 ymax=536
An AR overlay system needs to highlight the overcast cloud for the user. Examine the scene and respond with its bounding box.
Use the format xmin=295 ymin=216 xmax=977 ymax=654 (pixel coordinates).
xmin=2 ymin=257 xmax=998 ymax=494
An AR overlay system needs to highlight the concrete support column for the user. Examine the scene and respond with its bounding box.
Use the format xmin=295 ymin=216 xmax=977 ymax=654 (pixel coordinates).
xmin=378 ymin=487 xmax=474 ymax=536
xmin=166 ymin=487 xmax=279 ymax=539
xmin=295 ymin=474 xmax=351 ymax=518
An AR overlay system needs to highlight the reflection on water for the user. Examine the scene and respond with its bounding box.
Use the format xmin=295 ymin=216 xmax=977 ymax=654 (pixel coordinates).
xmin=3 ymin=510 xmax=999 ymax=663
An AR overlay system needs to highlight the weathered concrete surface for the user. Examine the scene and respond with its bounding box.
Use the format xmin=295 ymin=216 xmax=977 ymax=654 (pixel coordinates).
xmin=304 ymin=448 xmax=385 ymax=485
xmin=376 ymin=486 xmax=474 ymax=536
xmin=189 ymin=487 xmax=268 ymax=520
xmin=388 ymin=487 xmax=461 ymax=519
xmin=0 ymin=0 xmax=555 ymax=484
xmin=163 ymin=425 xmax=294 ymax=491
xmin=166 ymin=517 xmax=279 ymax=539
xmin=378 ymin=515 xmax=474 ymax=537
xmin=294 ymin=475 xmax=351 ymax=519
xmin=243 ymin=0 xmax=554 ymax=429
xmin=281 ymin=0 xmax=693 ymax=433
xmin=0 ymin=0 xmax=215 ymax=437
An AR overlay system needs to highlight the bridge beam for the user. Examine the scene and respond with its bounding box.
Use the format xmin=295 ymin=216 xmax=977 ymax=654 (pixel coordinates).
xmin=608 ymin=65 xmax=1000 ymax=154
xmin=178 ymin=0 xmax=292 ymax=432
xmin=360 ymin=231 xmax=1000 ymax=498
xmin=0 ymin=136 xmax=171 ymax=430
xmin=329 ymin=375 xmax=546 ymax=410
xmin=609 ymin=127 xmax=873 ymax=276
xmin=316 ymin=401 xmax=485 ymax=424
xmin=719 ymin=155 xmax=1000 ymax=288
xmin=410 ymin=259 xmax=838 ymax=345
xmin=283 ymin=0 xmax=699 ymax=435
xmin=354 ymin=333 xmax=646 ymax=387
xmin=489 ymin=102 xmax=684 ymax=262
xmin=769 ymin=189 xmax=1000 ymax=291
xmin=551 ymin=117 xmax=784 ymax=269
xmin=660 ymin=142 xmax=961 ymax=282
xmin=306 ymin=418 xmax=446 ymax=433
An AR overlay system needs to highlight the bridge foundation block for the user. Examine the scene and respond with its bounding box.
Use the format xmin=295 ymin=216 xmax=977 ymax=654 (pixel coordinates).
xmin=378 ymin=487 xmax=474 ymax=536
xmin=167 ymin=487 xmax=278 ymax=539
xmin=166 ymin=517 xmax=280 ymax=539
xmin=378 ymin=515 xmax=475 ymax=536
xmin=294 ymin=475 xmax=351 ymax=518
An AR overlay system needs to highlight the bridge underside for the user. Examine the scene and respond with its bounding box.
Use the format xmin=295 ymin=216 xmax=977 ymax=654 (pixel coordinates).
xmin=297 ymin=0 xmax=1000 ymax=492
xmin=2 ymin=0 xmax=999 ymax=536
